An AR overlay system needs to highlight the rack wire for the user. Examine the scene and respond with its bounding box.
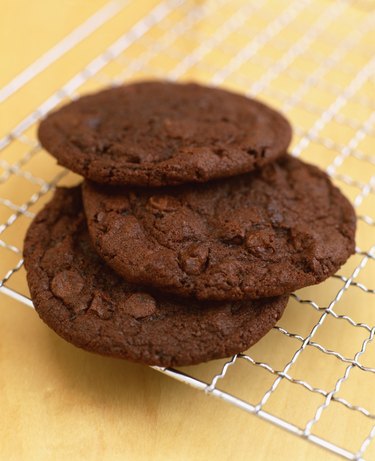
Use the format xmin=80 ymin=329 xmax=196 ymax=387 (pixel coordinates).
xmin=1 ymin=0 xmax=374 ymax=459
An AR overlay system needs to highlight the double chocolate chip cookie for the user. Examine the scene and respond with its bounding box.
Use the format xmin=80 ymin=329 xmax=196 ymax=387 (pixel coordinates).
xmin=38 ymin=81 xmax=292 ymax=187
xmin=23 ymin=187 xmax=287 ymax=367
xmin=83 ymin=155 xmax=356 ymax=301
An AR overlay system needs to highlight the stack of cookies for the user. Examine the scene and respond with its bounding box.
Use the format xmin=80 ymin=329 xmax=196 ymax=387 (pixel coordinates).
xmin=24 ymin=82 xmax=356 ymax=367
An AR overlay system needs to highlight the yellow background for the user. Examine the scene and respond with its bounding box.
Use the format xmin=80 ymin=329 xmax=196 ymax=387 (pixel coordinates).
xmin=1 ymin=1 xmax=374 ymax=460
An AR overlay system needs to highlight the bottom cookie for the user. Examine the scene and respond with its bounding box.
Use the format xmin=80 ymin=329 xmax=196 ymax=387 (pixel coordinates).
xmin=23 ymin=187 xmax=288 ymax=367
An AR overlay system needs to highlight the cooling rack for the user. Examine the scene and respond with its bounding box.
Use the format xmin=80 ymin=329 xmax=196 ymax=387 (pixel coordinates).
xmin=1 ymin=0 xmax=374 ymax=459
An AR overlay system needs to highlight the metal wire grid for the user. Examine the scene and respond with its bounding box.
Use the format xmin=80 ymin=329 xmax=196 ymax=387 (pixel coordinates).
xmin=0 ymin=0 xmax=374 ymax=459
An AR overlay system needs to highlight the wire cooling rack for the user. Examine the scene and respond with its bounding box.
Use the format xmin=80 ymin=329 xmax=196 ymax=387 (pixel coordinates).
xmin=1 ymin=0 xmax=374 ymax=459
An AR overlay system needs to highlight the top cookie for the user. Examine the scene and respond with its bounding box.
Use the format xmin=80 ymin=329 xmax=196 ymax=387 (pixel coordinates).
xmin=83 ymin=155 xmax=356 ymax=301
xmin=38 ymin=81 xmax=292 ymax=186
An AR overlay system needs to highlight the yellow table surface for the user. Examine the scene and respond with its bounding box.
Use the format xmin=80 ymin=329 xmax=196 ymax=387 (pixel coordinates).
xmin=1 ymin=1 xmax=374 ymax=460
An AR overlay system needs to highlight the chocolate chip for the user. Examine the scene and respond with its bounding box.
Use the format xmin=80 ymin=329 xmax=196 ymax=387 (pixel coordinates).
xmin=179 ymin=244 xmax=209 ymax=275
xmin=89 ymin=291 xmax=113 ymax=320
xmin=220 ymin=223 xmax=246 ymax=245
xmin=245 ymin=229 xmax=275 ymax=257
xmin=148 ymin=195 xmax=178 ymax=212
xmin=121 ymin=293 xmax=157 ymax=319
xmin=51 ymin=270 xmax=85 ymax=311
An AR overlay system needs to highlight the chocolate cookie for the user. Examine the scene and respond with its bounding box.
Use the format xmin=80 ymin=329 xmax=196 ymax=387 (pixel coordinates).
xmin=38 ymin=81 xmax=292 ymax=186
xmin=83 ymin=155 xmax=356 ymax=301
xmin=23 ymin=187 xmax=287 ymax=367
